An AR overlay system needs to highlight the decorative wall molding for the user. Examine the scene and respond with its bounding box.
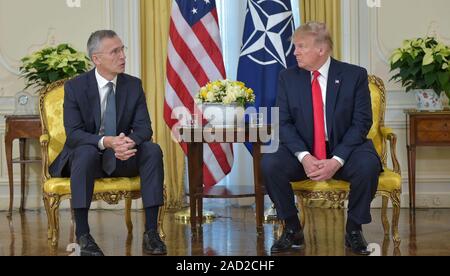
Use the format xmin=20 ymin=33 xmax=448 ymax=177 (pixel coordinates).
xmin=372 ymin=7 xmax=390 ymax=66
xmin=0 ymin=51 xmax=18 ymax=75
xmin=341 ymin=0 xmax=360 ymax=64
xmin=0 ymin=97 xmax=15 ymax=114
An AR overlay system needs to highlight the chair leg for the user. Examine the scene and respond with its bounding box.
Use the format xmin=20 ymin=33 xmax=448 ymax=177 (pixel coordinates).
xmin=297 ymin=194 xmax=306 ymax=227
xmin=158 ymin=204 xmax=166 ymax=239
xmin=158 ymin=186 xmax=167 ymax=239
xmin=381 ymin=196 xmax=390 ymax=237
xmin=391 ymin=190 xmax=401 ymax=247
xmin=276 ymin=220 xmax=285 ymax=238
xmin=47 ymin=195 xmax=61 ymax=247
xmin=125 ymin=196 xmax=133 ymax=235
xmin=43 ymin=195 xmax=52 ymax=240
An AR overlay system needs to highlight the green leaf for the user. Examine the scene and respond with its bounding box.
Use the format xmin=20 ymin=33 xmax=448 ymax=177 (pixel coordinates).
xmin=410 ymin=66 xmax=421 ymax=75
xmin=438 ymin=72 xmax=450 ymax=87
xmin=48 ymin=71 xmax=59 ymax=82
xmin=424 ymin=73 xmax=437 ymax=86
xmin=444 ymin=83 xmax=450 ymax=94
xmin=422 ymin=64 xmax=435 ymax=74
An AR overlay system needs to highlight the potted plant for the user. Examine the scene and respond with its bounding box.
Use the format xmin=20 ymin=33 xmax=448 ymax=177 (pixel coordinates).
xmin=389 ymin=37 xmax=450 ymax=110
xmin=19 ymin=43 xmax=91 ymax=91
xmin=195 ymin=79 xmax=255 ymax=126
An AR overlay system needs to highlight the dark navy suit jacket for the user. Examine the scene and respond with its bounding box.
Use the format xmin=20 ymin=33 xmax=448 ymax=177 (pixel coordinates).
xmin=49 ymin=69 xmax=152 ymax=177
xmin=277 ymin=58 xmax=378 ymax=162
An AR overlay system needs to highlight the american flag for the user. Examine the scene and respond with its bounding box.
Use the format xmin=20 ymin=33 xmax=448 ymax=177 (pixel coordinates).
xmin=164 ymin=0 xmax=233 ymax=187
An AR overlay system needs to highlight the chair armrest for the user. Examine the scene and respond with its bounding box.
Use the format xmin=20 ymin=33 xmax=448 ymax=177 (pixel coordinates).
xmin=380 ymin=127 xmax=401 ymax=174
xmin=39 ymin=134 xmax=51 ymax=183
xmin=40 ymin=134 xmax=49 ymax=144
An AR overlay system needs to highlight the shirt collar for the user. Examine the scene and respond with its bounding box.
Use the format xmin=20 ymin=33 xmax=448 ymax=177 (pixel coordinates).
xmin=95 ymin=68 xmax=117 ymax=89
xmin=311 ymin=56 xmax=331 ymax=79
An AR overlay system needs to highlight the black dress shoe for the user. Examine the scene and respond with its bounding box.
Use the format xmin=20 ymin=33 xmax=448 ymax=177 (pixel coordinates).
xmin=78 ymin=234 xmax=104 ymax=256
xmin=345 ymin=230 xmax=371 ymax=255
xmin=270 ymin=228 xmax=305 ymax=253
xmin=143 ymin=230 xmax=167 ymax=255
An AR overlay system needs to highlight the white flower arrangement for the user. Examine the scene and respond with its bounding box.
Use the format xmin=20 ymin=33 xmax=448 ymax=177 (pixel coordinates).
xmin=195 ymin=79 xmax=255 ymax=106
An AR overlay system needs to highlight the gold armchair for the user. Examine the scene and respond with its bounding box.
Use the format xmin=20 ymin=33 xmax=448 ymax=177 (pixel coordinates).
xmin=38 ymin=80 xmax=165 ymax=246
xmin=291 ymin=75 xmax=401 ymax=246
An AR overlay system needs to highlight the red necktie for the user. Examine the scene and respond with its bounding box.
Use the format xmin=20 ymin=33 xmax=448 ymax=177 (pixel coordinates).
xmin=312 ymin=71 xmax=327 ymax=160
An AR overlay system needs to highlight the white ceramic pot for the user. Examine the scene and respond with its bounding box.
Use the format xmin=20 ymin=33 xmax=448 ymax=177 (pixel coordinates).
xmin=415 ymin=89 xmax=443 ymax=111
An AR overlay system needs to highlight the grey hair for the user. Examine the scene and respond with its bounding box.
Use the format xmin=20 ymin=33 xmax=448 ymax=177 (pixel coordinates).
xmin=293 ymin=22 xmax=334 ymax=51
xmin=87 ymin=30 xmax=118 ymax=59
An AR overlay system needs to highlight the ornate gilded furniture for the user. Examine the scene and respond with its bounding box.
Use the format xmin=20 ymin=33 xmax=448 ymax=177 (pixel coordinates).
xmin=38 ymin=80 xmax=165 ymax=246
xmin=291 ymin=75 xmax=401 ymax=246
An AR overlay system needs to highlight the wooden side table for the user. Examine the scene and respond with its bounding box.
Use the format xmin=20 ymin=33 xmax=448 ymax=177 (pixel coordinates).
xmin=404 ymin=109 xmax=450 ymax=210
xmin=4 ymin=115 xmax=42 ymax=217
xmin=180 ymin=125 xmax=270 ymax=234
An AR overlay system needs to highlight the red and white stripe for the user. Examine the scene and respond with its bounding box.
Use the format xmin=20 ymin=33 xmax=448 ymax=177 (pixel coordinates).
xmin=164 ymin=1 xmax=233 ymax=187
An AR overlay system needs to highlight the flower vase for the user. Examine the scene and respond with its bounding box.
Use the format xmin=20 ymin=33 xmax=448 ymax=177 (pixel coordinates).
xmin=415 ymin=89 xmax=443 ymax=111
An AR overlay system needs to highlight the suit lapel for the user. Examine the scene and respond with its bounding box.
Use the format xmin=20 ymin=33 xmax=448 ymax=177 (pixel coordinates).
xmin=116 ymin=74 xmax=127 ymax=127
xmin=325 ymin=58 xmax=342 ymax=139
xmin=297 ymin=68 xmax=314 ymax=137
xmin=87 ymin=70 xmax=101 ymax=133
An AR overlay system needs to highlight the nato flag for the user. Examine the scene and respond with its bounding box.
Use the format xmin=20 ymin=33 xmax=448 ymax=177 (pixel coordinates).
xmin=237 ymin=0 xmax=297 ymax=152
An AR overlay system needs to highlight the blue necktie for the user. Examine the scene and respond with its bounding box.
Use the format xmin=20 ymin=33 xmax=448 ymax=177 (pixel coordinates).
xmin=102 ymin=82 xmax=116 ymax=175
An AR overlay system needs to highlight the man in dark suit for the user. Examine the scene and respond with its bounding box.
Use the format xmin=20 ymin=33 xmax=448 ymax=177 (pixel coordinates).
xmin=262 ymin=22 xmax=381 ymax=255
xmin=49 ymin=30 xmax=166 ymax=256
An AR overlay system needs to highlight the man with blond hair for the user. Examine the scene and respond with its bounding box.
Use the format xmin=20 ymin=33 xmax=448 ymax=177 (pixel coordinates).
xmin=262 ymin=22 xmax=381 ymax=255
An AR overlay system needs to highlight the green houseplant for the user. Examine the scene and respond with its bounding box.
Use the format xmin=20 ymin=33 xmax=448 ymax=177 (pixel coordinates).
xmin=389 ymin=37 xmax=450 ymax=110
xmin=19 ymin=43 xmax=91 ymax=90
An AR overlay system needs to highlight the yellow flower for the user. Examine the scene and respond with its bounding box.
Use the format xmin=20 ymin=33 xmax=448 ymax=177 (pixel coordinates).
xmin=195 ymin=79 xmax=255 ymax=106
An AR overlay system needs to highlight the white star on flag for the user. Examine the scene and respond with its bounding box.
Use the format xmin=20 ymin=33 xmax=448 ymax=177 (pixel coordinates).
xmin=240 ymin=0 xmax=293 ymax=67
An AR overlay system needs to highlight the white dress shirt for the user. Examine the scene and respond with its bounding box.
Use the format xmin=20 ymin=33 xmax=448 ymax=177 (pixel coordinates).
xmin=95 ymin=69 xmax=117 ymax=150
xmin=296 ymin=57 xmax=345 ymax=166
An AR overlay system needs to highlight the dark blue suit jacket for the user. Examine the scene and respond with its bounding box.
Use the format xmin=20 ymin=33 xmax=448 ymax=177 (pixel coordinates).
xmin=277 ymin=58 xmax=378 ymax=162
xmin=49 ymin=69 xmax=152 ymax=177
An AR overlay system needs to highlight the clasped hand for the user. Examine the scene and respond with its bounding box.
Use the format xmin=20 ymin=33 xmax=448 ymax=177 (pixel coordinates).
xmin=302 ymin=154 xmax=342 ymax=182
xmin=107 ymin=133 xmax=137 ymax=161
